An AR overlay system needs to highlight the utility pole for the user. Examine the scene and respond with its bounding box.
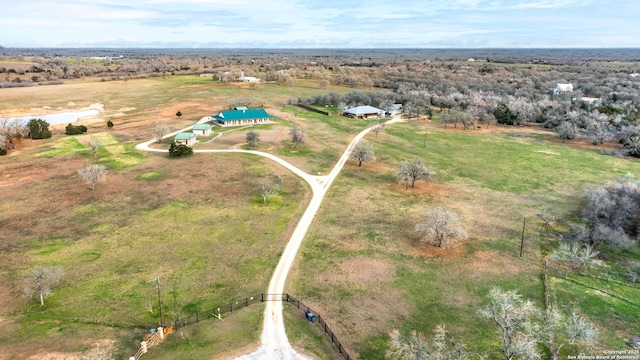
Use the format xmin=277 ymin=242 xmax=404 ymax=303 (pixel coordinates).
xmin=156 ymin=277 xmax=163 ymax=327
xmin=520 ymin=217 xmax=526 ymax=257
xmin=423 ymin=123 xmax=428 ymax=148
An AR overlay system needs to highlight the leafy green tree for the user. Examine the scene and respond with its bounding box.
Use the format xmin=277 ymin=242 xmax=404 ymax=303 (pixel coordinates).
xmin=65 ymin=123 xmax=88 ymax=135
xmin=176 ymin=111 xmax=182 ymax=117
xmin=107 ymin=119 xmax=114 ymax=128
xmin=494 ymin=104 xmax=515 ymax=125
xmin=28 ymin=118 xmax=52 ymax=139
xmin=169 ymin=143 xmax=193 ymax=157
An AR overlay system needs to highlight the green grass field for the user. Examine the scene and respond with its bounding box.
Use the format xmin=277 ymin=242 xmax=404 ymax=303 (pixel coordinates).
xmin=288 ymin=120 xmax=640 ymax=358
xmin=2 ymin=76 xmax=640 ymax=359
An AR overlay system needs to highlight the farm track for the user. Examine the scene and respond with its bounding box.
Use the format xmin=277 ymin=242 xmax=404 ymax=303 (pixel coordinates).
xmin=136 ymin=116 xmax=403 ymax=359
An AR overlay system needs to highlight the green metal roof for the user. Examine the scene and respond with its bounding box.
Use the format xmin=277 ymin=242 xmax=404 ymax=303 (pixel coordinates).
xmin=212 ymin=109 xmax=274 ymax=122
xmin=192 ymin=123 xmax=212 ymax=130
xmin=174 ymin=132 xmax=196 ymax=140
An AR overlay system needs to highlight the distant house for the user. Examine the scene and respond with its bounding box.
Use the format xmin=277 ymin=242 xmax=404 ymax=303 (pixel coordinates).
xmin=211 ymin=109 xmax=275 ymax=127
xmin=385 ymin=104 xmax=403 ymax=116
xmin=174 ymin=132 xmax=197 ymax=146
xmin=239 ymin=75 xmax=261 ymax=83
xmin=553 ymin=83 xmax=574 ymax=94
xmin=192 ymin=123 xmax=212 ymax=136
xmin=343 ymin=105 xmax=384 ymax=119
xmin=578 ymin=97 xmax=600 ymax=105
xmin=199 ymin=73 xmax=212 ymax=78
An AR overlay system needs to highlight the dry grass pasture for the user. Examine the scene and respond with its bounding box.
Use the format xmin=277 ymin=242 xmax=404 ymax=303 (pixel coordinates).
xmin=0 ymin=76 xmax=356 ymax=359
xmin=2 ymin=75 xmax=640 ymax=359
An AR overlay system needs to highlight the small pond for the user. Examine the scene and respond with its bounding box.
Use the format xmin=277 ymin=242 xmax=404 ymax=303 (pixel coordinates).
xmin=0 ymin=109 xmax=100 ymax=126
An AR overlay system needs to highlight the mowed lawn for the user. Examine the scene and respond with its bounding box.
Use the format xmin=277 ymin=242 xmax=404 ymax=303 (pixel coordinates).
xmin=287 ymin=120 xmax=640 ymax=358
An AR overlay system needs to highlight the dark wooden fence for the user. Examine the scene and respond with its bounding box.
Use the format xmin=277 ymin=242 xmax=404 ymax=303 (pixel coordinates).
xmin=284 ymin=294 xmax=353 ymax=360
xmin=172 ymin=293 xmax=352 ymax=360
xmin=296 ymin=103 xmax=330 ymax=116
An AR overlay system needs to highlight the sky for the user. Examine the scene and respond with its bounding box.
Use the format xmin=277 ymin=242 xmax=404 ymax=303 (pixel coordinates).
xmin=1 ymin=0 xmax=639 ymax=48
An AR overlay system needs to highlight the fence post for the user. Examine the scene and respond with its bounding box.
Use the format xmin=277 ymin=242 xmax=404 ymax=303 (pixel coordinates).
xmin=246 ymin=297 xmax=248 ymax=307
xmin=230 ymin=303 xmax=233 ymax=313
xmin=261 ymin=293 xmax=264 ymax=302
xmin=196 ymin=312 xmax=199 ymax=323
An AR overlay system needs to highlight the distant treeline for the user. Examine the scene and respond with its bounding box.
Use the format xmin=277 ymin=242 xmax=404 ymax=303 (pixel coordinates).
xmin=3 ymin=48 xmax=640 ymax=62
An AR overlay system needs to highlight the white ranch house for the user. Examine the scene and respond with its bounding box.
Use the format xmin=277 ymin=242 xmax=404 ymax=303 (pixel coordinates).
xmin=211 ymin=109 xmax=275 ymax=127
xmin=343 ymin=105 xmax=385 ymax=119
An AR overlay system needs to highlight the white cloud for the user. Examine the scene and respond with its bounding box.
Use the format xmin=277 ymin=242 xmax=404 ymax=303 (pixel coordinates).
xmin=0 ymin=0 xmax=638 ymax=48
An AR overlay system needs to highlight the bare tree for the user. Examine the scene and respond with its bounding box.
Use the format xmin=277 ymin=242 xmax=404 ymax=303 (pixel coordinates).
xmin=246 ymin=130 xmax=260 ymax=149
xmin=547 ymin=310 xmax=597 ymax=360
xmin=319 ymin=79 xmax=329 ymax=90
xmin=370 ymin=123 xmax=385 ymax=137
xmin=397 ymin=158 xmax=434 ymax=189
xmin=350 ymin=140 xmax=375 ymax=166
xmin=387 ymin=325 xmax=470 ymax=360
xmin=478 ymin=287 xmax=540 ymax=360
xmin=289 ymin=126 xmax=305 ymax=150
xmin=556 ymin=121 xmax=577 ymax=142
xmin=152 ymin=125 xmax=170 ymax=143
xmin=257 ymin=175 xmax=283 ymax=205
xmin=78 ymin=164 xmax=107 ymax=190
xmin=550 ymin=243 xmax=599 ymax=272
xmin=415 ymin=207 xmax=467 ymax=248
xmin=23 ymin=266 xmax=63 ymax=306
xmin=85 ymin=136 xmax=100 ymax=157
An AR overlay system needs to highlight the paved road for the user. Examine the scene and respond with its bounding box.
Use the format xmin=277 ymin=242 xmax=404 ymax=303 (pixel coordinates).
xmin=136 ymin=116 xmax=403 ymax=359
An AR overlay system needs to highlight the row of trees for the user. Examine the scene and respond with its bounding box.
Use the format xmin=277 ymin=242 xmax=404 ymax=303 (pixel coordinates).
xmin=388 ymin=287 xmax=597 ymax=360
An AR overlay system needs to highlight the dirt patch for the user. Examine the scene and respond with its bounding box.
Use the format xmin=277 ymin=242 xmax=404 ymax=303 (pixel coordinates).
xmin=26 ymin=339 xmax=116 ymax=360
xmin=409 ymin=243 xmax=466 ymax=259
xmin=338 ymin=257 xmax=395 ymax=286
xmin=466 ymin=250 xmax=527 ymax=278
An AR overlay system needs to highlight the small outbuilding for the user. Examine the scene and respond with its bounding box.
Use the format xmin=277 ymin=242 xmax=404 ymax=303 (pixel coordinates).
xmin=553 ymin=83 xmax=574 ymax=94
xmin=174 ymin=132 xmax=197 ymax=146
xmin=343 ymin=105 xmax=385 ymax=119
xmin=192 ymin=123 xmax=212 ymax=136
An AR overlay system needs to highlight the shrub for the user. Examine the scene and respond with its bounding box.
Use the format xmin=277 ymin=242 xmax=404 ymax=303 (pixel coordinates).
xmin=28 ymin=118 xmax=52 ymax=139
xmin=65 ymin=124 xmax=88 ymax=135
xmin=169 ymin=143 xmax=193 ymax=157
xmin=0 ymin=148 xmax=6 ymax=156
xmin=107 ymin=120 xmax=114 ymax=128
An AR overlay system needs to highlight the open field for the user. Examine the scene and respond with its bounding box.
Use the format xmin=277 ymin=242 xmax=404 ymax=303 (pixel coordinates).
xmin=287 ymin=118 xmax=640 ymax=358
xmin=2 ymin=74 xmax=640 ymax=359
xmin=0 ymin=76 xmax=357 ymax=359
